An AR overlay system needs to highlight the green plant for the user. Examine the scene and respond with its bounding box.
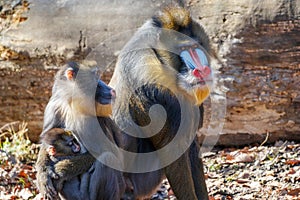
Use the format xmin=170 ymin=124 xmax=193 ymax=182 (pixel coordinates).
xmin=0 ymin=122 xmax=37 ymax=162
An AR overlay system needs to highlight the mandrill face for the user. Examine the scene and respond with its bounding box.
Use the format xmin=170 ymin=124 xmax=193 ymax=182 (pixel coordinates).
xmin=156 ymin=26 xmax=213 ymax=105
xmin=175 ymin=42 xmax=212 ymax=105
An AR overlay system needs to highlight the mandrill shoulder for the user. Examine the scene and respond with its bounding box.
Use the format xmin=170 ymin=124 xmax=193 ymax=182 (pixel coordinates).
xmin=129 ymin=84 xmax=181 ymax=119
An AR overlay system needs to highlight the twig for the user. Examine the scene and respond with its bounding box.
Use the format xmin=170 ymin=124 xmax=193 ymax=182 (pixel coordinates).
xmin=0 ymin=132 xmax=12 ymax=140
xmin=260 ymin=131 xmax=269 ymax=147
xmin=0 ymin=121 xmax=20 ymax=133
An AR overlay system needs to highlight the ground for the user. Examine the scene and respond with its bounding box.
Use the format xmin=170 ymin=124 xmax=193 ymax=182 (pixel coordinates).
xmin=0 ymin=123 xmax=299 ymax=200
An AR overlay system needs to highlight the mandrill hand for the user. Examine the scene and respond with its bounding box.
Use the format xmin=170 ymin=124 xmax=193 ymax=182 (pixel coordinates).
xmin=37 ymin=168 xmax=59 ymax=200
xmin=36 ymin=145 xmax=60 ymax=200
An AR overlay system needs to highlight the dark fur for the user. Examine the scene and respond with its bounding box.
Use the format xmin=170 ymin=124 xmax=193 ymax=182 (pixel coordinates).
xmin=110 ymin=6 xmax=211 ymax=199
xmin=36 ymin=63 xmax=125 ymax=200
xmin=37 ymin=5 xmax=213 ymax=200
xmin=36 ymin=128 xmax=95 ymax=200
xmin=41 ymin=128 xmax=79 ymax=156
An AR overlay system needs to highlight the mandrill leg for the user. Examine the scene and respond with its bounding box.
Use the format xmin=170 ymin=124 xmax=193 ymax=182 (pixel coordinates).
xmin=164 ymin=152 xmax=198 ymax=200
xmin=189 ymin=141 xmax=209 ymax=200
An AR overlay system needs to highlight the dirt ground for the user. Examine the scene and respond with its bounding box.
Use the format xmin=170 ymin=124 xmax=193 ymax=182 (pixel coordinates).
xmin=0 ymin=125 xmax=299 ymax=199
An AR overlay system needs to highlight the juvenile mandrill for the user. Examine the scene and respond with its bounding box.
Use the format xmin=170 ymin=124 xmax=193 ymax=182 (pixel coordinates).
xmin=109 ymin=6 xmax=214 ymax=200
xmin=38 ymin=128 xmax=94 ymax=196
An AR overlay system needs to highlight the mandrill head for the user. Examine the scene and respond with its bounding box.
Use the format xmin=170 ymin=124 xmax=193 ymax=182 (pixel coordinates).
xmin=152 ymin=6 xmax=213 ymax=105
xmin=53 ymin=61 xmax=115 ymax=118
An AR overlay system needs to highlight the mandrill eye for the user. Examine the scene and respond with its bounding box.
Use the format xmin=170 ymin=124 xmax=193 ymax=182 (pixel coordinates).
xmin=68 ymin=141 xmax=73 ymax=146
xmin=179 ymin=66 xmax=188 ymax=74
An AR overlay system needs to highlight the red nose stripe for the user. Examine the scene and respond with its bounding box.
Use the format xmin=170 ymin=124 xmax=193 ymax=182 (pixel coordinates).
xmin=192 ymin=69 xmax=201 ymax=78
xmin=202 ymin=66 xmax=211 ymax=77
xmin=188 ymin=49 xmax=204 ymax=70
xmin=193 ymin=66 xmax=211 ymax=79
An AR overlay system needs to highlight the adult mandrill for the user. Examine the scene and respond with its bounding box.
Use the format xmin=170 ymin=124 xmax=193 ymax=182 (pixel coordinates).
xmin=36 ymin=62 xmax=125 ymax=200
xmin=109 ymin=6 xmax=214 ymax=200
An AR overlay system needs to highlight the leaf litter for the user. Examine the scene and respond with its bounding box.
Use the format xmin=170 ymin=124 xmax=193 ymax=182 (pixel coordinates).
xmin=0 ymin=120 xmax=299 ymax=199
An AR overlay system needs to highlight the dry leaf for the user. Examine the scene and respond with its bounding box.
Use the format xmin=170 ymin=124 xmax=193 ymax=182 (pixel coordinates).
xmin=18 ymin=170 xmax=28 ymax=178
xmin=209 ymin=196 xmax=216 ymax=200
xmin=288 ymin=188 xmax=300 ymax=196
xmin=288 ymin=168 xmax=296 ymax=174
xmin=239 ymin=147 xmax=250 ymax=153
xmin=236 ymin=179 xmax=249 ymax=184
xmin=285 ymin=160 xmax=300 ymax=166
xmin=234 ymin=153 xmax=255 ymax=163
xmin=226 ymin=154 xmax=235 ymax=161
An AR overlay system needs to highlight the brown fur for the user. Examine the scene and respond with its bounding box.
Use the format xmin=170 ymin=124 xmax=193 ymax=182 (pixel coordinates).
xmin=36 ymin=62 xmax=122 ymax=200
xmin=157 ymin=6 xmax=191 ymax=30
xmin=36 ymin=128 xmax=95 ymax=199
xmin=110 ymin=5 xmax=211 ymax=200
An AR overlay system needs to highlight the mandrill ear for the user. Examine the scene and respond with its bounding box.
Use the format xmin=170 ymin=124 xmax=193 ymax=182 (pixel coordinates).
xmin=65 ymin=67 xmax=75 ymax=80
xmin=46 ymin=145 xmax=56 ymax=156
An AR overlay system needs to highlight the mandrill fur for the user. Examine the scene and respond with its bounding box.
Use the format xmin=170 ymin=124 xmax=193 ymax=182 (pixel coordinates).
xmin=36 ymin=62 xmax=125 ymax=200
xmin=37 ymin=128 xmax=94 ymax=199
xmin=110 ymin=6 xmax=214 ymax=200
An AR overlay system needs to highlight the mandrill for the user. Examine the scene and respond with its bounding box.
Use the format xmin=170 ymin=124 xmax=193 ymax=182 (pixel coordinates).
xmin=38 ymin=128 xmax=94 ymax=197
xmin=36 ymin=62 xmax=125 ymax=200
xmin=109 ymin=6 xmax=213 ymax=200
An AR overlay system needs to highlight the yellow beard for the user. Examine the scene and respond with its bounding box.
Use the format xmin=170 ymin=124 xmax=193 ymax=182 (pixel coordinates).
xmin=193 ymin=86 xmax=210 ymax=105
xmin=95 ymin=103 xmax=112 ymax=117
xmin=71 ymin=99 xmax=112 ymax=117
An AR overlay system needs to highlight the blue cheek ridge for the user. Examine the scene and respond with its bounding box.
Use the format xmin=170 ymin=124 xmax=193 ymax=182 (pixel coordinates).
xmin=180 ymin=50 xmax=195 ymax=70
xmin=98 ymin=98 xmax=111 ymax=105
xmin=195 ymin=48 xmax=208 ymax=66
xmin=96 ymin=80 xmax=112 ymax=105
